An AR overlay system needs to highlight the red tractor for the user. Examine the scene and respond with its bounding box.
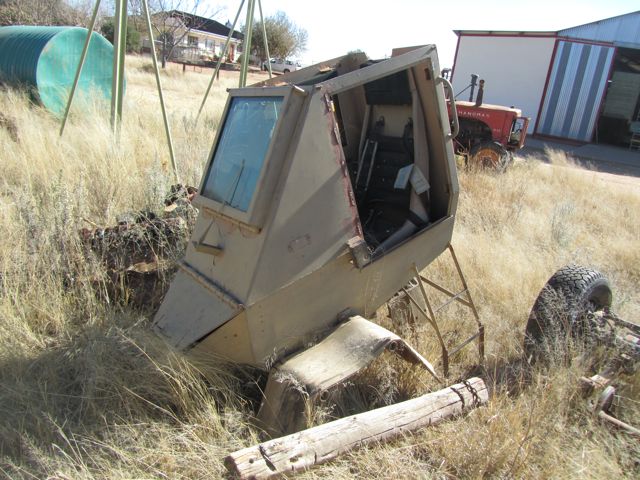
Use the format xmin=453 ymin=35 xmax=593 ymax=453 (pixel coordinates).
xmin=448 ymin=75 xmax=529 ymax=170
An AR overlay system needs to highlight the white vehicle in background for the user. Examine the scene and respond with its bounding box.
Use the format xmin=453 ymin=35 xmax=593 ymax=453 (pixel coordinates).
xmin=262 ymin=58 xmax=299 ymax=73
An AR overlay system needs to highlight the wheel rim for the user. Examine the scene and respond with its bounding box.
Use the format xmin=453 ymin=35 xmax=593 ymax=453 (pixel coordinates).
xmin=472 ymin=148 xmax=502 ymax=168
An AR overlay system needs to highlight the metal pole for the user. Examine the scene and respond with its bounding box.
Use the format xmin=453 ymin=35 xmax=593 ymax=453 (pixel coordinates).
xmin=196 ymin=0 xmax=246 ymax=120
xmin=257 ymin=0 xmax=272 ymax=79
xmin=239 ymin=0 xmax=256 ymax=87
xmin=142 ymin=0 xmax=179 ymax=182
xmin=60 ymin=0 xmax=101 ymax=136
xmin=111 ymin=0 xmax=127 ymax=135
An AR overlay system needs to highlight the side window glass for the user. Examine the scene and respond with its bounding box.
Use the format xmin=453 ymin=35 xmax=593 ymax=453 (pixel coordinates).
xmin=202 ymin=97 xmax=283 ymax=212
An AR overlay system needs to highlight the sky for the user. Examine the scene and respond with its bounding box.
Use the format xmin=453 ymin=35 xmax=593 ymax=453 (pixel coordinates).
xmin=202 ymin=0 xmax=638 ymax=68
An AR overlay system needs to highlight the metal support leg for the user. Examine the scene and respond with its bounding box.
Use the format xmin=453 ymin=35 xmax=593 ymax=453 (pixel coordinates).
xmin=257 ymin=0 xmax=272 ymax=79
xmin=447 ymin=244 xmax=484 ymax=362
xmin=60 ymin=0 xmax=102 ymax=136
xmin=239 ymin=0 xmax=256 ymax=87
xmin=142 ymin=0 xmax=179 ymax=182
xmin=197 ymin=0 xmax=246 ymax=120
xmin=398 ymin=245 xmax=485 ymax=377
xmin=111 ymin=0 xmax=127 ymax=135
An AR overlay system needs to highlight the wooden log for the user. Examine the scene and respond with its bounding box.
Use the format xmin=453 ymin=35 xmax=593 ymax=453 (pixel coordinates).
xmin=225 ymin=377 xmax=488 ymax=479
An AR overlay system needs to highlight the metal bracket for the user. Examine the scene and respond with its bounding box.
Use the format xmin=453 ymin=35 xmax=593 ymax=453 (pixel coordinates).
xmin=347 ymin=236 xmax=371 ymax=269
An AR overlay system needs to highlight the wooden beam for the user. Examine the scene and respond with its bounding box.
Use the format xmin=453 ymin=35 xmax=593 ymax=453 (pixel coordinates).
xmin=225 ymin=377 xmax=488 ymax=479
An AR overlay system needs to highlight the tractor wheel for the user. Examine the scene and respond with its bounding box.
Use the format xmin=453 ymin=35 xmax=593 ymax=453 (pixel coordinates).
xmin=469 ymin=141 xmax=510 ymax=171
xmin=524 ymin=265 xmax=612 ymax=362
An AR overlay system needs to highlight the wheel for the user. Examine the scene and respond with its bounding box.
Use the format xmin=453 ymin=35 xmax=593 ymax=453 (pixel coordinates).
xmin=283 ymin=68 xmax=290 ymax=73
xmin=524 ymin=265 xmax=612 ymax=361
xmin=469 ymin=141 xmax=510 ymax=171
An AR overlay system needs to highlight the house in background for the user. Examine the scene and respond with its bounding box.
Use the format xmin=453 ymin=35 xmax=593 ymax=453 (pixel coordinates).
xmin=451 ymin=11 xmax=640 ymax=148
xmin=141 ymin=10 xmax=243 ymax=64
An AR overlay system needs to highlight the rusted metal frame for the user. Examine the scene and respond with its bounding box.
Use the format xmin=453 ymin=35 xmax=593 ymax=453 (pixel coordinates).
xmin=418 ymin=275 xmax=472 ymax=308
xmin=448 ymin=331 xmax=482 ymax=359
xmin=592 ymin=386 xmax=640 ymax=436
xmin=409 ymin=264 xmax=450 ymax=376
xmin=432 ymin=286 xmax=471 ymax=315
xmin=606 ymin=310 xmax=640 ymax=335
xmin=415 ymin=266 xmax=450 ymax=376
xmin=401 ymin=287 xmax=436 ymax=332
xmin=448 ymin=244 xmax=484 ymax=361
xmin=598 ymin=410 xmax=640 ymax=436
xmin=448 ymin=244 xmax=481 ymax=325
xmin=407 ymin=245 xmax=485 ymax=373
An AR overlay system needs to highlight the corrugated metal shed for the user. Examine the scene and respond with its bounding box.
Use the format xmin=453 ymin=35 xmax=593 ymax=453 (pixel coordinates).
xmin=536 ymin=40 xmax=615 ymax=141
xmin=560 ymin=11 xmax=640 ymax=48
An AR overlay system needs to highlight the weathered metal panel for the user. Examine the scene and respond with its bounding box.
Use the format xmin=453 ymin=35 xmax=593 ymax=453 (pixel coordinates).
xmin=537 ymin=40 xmax=614 ymax=141
xmin=560 ymin=12 xmax=640 ymax=48
xmin=153 ymin=269 xmax=242 ymax=350
xmin=154 ymin=46 xmax=459 ymax=367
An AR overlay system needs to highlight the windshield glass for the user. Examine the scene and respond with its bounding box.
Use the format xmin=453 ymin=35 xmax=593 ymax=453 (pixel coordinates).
xmin=202 ymin=96 xmax=284 ymax=212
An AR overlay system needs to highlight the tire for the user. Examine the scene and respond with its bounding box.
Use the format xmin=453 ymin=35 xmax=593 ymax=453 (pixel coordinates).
xmin=524 ymin=265 xmax=612 ymax=361
xmin=469 ymin=141 xmax=510 ymax=171
xmin=283 ymin=69 xmax=290 ymax=73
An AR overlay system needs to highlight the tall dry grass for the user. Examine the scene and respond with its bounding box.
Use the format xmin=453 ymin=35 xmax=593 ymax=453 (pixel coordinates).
xmin=0 ymin=55 xmax=639 ymax=478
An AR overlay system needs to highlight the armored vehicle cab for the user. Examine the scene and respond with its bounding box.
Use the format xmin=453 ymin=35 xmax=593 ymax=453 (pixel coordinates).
xmin=153 ymin=46 xmax=460 ymax=371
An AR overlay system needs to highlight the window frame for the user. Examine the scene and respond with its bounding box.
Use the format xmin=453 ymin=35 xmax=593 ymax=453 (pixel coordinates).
xmin=187 ymin=35 xmax=198 ymax=47
xmin=194 ymin=86 xmax=304 ymax=230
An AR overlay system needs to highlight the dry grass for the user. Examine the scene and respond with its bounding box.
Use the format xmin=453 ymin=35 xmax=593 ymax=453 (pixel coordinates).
xmin=0 ymin=55 xmax=639 ymax=478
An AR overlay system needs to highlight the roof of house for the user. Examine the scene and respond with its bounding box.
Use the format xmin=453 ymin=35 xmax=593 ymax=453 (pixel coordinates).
xmin=167 ymin=10 xmax=243 ymax=40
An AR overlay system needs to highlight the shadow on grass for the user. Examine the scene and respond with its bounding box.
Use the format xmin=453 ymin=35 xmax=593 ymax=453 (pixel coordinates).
xmin=0 ymin=321 xmax=253 ymax=478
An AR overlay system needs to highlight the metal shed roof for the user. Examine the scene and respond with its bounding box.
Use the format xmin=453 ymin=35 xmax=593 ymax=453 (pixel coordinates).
xmin=559 ymin=11 xmax=640 ymax=48
xmin=453 ymin=30 xmax=556 ymax=37
xmin=454 ymin=11 xmax=640 ymax=49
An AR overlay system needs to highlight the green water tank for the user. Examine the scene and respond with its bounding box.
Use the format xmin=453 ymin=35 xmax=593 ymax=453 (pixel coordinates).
xmin=0 ymin=26 xmax=115 ymax=116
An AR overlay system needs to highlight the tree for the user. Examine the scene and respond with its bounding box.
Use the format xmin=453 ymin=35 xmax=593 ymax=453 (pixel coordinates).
xmin=247 ymin=11 xmax=307 ymax=62
xmin=101 ymin=17 xmax=141 ymax=52
xmin=0 ymin=0 xmax=91 ymax=26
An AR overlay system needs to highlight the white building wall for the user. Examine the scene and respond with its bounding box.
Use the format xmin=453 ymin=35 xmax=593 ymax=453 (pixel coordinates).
xmin=451 ymin=36 xmax=556 ymax=129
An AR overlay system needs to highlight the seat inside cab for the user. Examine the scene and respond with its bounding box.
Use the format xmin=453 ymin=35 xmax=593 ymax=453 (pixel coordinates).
xmin=331 ymin=64 xmax=446 ymax=256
